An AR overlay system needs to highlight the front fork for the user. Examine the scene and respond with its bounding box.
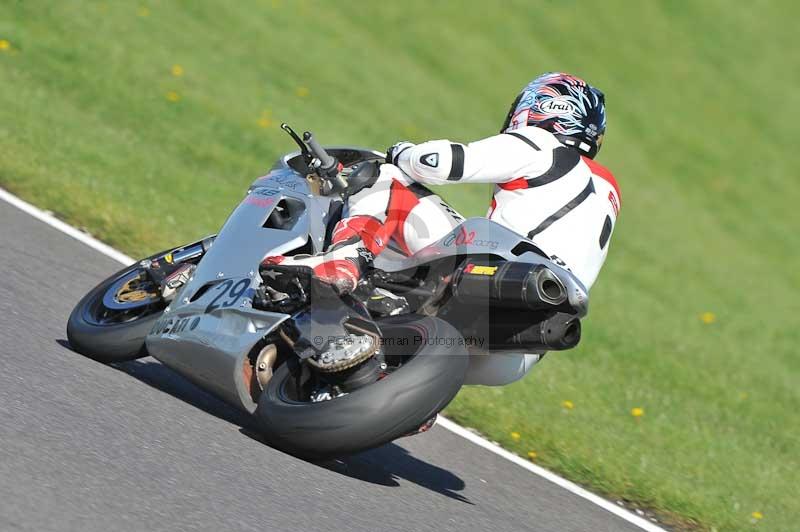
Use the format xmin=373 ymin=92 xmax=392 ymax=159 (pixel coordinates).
xmin=139 ymin=235 xmax=217 ymax=297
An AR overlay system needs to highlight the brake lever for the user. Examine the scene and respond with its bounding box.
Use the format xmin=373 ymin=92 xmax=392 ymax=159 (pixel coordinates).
xmin=281 ymin=123 xmax=312 ymax=166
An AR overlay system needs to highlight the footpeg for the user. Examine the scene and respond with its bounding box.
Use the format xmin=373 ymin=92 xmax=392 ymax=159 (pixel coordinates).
xmin=365 ymin=287 xmax=410 ymax=317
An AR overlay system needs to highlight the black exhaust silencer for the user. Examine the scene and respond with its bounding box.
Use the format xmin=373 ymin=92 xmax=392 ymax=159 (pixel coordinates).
xmin=451 ymin=260 xmax=568 ymax=311
xmin=488 ymin=311 xmax=582 ymax=351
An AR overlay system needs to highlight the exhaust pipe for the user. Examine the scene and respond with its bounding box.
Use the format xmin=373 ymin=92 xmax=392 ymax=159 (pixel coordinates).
xmin=489 ymin=312 xmax=582 ymax=351
xmin=534 ymin=268 xmax=567 ymax=306
xmin=452 ymin=260 xmax=568 ymax=311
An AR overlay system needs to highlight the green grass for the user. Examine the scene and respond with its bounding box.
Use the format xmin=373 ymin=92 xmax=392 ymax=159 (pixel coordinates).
xmin=2 ymin=1 xmax=798 ymax=530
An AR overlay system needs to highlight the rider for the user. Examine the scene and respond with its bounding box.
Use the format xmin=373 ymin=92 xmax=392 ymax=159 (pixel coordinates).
xmin=263 ymin=72 xmax=619 ymax=296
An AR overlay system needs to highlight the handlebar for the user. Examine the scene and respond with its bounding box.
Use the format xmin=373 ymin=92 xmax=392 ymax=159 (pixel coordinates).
xmin=303 ymin=132 xmax=336 ymax=171
xmin=303 ymin=131 xmax=348 ymax=192
xmin=280 ymin=122 xmax=348 ymax=194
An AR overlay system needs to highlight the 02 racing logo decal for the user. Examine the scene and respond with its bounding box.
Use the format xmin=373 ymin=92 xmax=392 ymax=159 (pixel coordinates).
xmin=443 ymin=226 xmax=475 ymax=246
xmin=442 ymin=227 xmax=499 ymax=249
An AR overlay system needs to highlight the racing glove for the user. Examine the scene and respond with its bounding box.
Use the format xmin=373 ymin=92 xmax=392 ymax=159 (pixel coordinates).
xmin=386 ymin=141 xmax=415 ymax=165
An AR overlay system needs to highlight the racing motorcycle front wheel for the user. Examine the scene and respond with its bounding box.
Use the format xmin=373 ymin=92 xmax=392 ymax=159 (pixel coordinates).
xmin=256 ymin=316 xmax=469 ymax=460
xmin=66 ymin=254 xmax=167 ymax=364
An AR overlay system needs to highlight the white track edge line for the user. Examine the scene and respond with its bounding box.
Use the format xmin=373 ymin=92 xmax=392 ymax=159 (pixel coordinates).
xmin=0 ymin=186 xmax=666 ymax=532
xmin=436 ymin=417 xmax=666 ymax=531
xmin=0 ymin=188 xmax=135 ymax=266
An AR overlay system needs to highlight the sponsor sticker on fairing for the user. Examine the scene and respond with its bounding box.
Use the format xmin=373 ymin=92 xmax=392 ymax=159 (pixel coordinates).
xmin=243 ymin=196 xmax=275 ymax=208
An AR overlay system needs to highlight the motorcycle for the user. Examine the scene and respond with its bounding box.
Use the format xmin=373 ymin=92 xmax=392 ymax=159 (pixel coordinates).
xmin=67 ymin=125 xmax=588 ymax=460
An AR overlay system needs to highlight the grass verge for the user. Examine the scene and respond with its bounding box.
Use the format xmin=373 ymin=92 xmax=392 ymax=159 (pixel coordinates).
xmin=2 ymin=2 xmax=798 ymax=530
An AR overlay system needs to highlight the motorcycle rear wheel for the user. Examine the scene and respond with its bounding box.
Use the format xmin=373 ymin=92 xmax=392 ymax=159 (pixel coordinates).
xmin=256 ymin=315 xmax=469 ymax=460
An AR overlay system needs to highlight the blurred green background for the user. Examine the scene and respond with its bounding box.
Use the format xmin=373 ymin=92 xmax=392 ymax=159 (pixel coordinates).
xmin=2 ymin=1 xmax=798 ymax=530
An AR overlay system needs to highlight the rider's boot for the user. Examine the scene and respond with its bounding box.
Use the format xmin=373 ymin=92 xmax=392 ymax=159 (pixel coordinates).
xmin=364 ymin=287 xmax=410 ymax=317
xmin=261 ymin=240 xmax=371 ymax=295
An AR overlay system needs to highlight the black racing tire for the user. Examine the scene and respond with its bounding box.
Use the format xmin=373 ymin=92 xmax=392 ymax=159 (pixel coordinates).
xmin=66 ymin=257 xmax=165 ymax=364
xmin=256 ymin=316 xmax=469 ymax=460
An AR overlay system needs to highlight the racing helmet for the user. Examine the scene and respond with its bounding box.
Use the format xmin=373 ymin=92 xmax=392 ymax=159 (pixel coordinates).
xmin=501 ymin=72 xmax=606 ymax=158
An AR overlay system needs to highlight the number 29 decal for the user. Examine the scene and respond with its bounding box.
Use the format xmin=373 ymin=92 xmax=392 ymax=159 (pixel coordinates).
xmin=205 ymin=279 xmax=250 ymax=314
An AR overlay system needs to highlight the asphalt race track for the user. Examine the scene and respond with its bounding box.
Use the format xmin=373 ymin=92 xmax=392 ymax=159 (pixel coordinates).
xmin=0 ymin=197 xmax=649 ymax=532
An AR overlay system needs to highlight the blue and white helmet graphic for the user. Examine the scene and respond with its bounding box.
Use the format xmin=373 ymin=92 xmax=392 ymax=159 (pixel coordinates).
xmin=501 ymin=72 xmax=606 ymax=158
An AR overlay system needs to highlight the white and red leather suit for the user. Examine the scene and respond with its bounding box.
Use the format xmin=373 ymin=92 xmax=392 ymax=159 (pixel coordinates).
xmin=263 ymin=125 xmax=620 ymax=385
xmin=266 ymin=125 xmax=620 ymax=294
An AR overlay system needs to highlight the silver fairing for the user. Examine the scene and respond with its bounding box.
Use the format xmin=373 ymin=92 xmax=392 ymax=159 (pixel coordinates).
xmin=145 ymin=166 xmax=332 ymax=413
xmin=145 ymin=150 xmax=590 ymax=411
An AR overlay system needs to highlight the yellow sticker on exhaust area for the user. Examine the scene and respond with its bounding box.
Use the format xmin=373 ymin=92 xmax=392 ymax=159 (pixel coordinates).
xmin=467 ymin=265 xmax=498 ymax=276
